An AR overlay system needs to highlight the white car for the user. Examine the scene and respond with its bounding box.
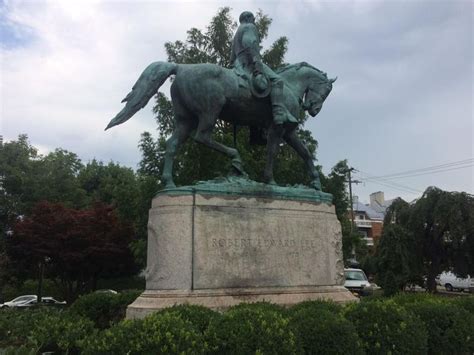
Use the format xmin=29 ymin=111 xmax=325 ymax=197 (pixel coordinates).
xmin=0 ymin=295 xmax=66 ymax=308
xmin=0 ymin=295 xmax=37 ymax=308
xmin=436 ymin=271 xmax=473 ymax=292
xmin=344 ymin=268 xmax=372 ymax=296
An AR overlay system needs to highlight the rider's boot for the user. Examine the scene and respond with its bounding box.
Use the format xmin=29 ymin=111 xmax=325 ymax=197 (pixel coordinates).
xmin=271 ymin=80 xmax=299 ymax=126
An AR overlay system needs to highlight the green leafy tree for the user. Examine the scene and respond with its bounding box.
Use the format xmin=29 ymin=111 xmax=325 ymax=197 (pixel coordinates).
xmin=321 ymin=160 xmax=367 ymax=263
xmin=408 ymin=187 xmax=474 ymax=292
xmin=378 ymin=187 xmax=474 ymax=293
xmin=138 ymin=7 xmax=316 ymax=189
xmin=0 ymin=134 xmax=40 ymax=236
xmin=375 ymin=224 xmax=421 ymax=296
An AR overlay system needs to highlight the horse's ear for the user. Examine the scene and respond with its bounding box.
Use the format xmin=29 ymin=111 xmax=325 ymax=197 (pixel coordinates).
xmin=329 ymin=77 xmax=337 ymax=84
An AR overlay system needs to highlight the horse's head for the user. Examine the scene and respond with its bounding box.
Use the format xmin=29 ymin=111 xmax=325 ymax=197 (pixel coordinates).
xmin=304 ymin=75 xmax=337 ymax=117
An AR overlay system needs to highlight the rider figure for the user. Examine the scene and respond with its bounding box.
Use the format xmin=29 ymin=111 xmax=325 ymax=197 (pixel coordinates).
xmin=230 ymin=11 xmax=299 ymax=127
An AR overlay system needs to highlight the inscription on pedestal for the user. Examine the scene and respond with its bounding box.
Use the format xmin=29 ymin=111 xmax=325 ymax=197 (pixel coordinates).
xmin=193 ymin=204 xmax=338 ymax=289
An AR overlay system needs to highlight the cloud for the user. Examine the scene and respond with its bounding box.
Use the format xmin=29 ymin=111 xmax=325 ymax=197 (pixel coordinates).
xmin=1 ymin=0 xmax=472 ymax=201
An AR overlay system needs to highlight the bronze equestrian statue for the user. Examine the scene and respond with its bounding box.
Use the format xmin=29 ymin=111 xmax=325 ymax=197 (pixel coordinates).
xmin=106 ymin=11 xmax=336 ymax=190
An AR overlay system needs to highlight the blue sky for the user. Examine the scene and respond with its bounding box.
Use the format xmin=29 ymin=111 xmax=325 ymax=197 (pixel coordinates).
xmin=1 ymin=0 xmax=472 ymax=203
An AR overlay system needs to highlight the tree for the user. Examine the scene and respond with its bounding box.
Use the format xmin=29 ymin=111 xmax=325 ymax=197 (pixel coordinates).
xmin=376 ymin=187 xmax=474 ymax=293
xmin=78 ymin=160 xmax=140 ymax=224
xmin=0 ymin=134 xmax=40 ymax=236
xmin=408 ymin=187 xmax=474 ymax=292
xmin=374 ymin=224 xmax=421 ymax=296
xmin=321 ymin=160 xmax=367 ymax=264
xmin=138 ymin=7 xmax=317 ymax=188
xmin=8 ymin=202 xmax=138 ymax=302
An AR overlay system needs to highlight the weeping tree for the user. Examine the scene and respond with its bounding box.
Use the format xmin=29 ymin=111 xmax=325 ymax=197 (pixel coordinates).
xmin=375 ymin=188 xmax=474 ymax=293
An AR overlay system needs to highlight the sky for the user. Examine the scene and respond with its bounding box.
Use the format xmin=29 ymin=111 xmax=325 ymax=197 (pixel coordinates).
xmin=1 ymin=0 xmax=472 ymax=203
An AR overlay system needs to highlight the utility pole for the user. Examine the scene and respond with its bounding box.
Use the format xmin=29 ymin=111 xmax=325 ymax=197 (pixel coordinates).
xmin=347 ymin=167 xmax=362 ymax=233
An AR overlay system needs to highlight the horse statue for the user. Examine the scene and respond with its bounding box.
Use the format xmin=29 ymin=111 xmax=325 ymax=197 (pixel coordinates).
xmin=105 ymin=61 xmax=335 ymax=190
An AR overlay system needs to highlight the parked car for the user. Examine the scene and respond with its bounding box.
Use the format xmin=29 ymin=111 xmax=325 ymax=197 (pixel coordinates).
xmin=0 ymin=295 xmax=37 ymax=308
xmin=344 ymin=268 xmax=373 ymax=296
xmin=436 ymin=271 xmax=473 ymax=292
xmin=95 ymin=289 xmax=118 ymax=295
xmin=0 ymin=295 xmax=66 ymax=308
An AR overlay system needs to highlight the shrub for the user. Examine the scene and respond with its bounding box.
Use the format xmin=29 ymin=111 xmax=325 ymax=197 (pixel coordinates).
xmin=289 ymin=307 xmax=362 ymax=355
xmin=450 ymin=295 xmax=474 ymax=314
xmin=80 ymin=312 xmax=207 ymax=354
xmin=27 ymin=311 xmax=95 ymax=354
xmin=0 ymin=308 xmax=37 ymax=348
xmin=206 ymin=303 xmax=298 ymax=354
xmin=69 ymin=289 xmax=141 ymax=328
xmin=0 ymin=308 xmax=94 ymax=353
xmin=158 ymin=304 xmax=221 ymax=333
xmin=403 ymin=300 xmax=474 ymax=354
xmin=390 ymin=292 xmax=446 ymax=306
xmin=344 ymin=299 xmax=428 ymax=354
xmin=289 ymin=299 xmax=343 ymax=315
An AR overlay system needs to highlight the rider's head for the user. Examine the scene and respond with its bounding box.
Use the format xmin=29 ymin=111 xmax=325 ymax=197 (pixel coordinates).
xmin=239 ymin=11 xmax=255 ymax=24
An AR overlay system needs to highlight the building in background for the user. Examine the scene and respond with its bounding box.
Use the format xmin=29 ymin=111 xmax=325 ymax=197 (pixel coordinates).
xmin=350 ymin=191 xmax=395 ymax=248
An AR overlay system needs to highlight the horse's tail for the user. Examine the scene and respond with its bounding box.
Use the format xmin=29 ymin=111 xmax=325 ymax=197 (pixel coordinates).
xmin=105 ymin=62 xmax=177 ymax=130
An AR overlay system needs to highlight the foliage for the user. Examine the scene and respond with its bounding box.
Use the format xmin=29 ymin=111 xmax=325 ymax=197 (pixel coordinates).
xmin=403 ymin=299 xmax=474 ymax=354
xmin=378 ymin=187 xmax=474 ymax=292
xmin=450 ymin=295 xmax=474 ymax=315
xmin=289 ymin=308 xmax=362 ymax=355
xmin=288 ymin=299 xmax=343 ymax=315
xmin=8 ymin=202 xmax=138 ymax=302
xmin=344 ymin=300 xmax=428 ymax=354
xmin=158 ymin=304 xmax=221 ymax=334
xmin=0 ymin=308 xmax=94 ymax=353
xmin=69 ymin=290 xmax=142 ymax=329
xmin=26 ymin=310 xmax=96 ymax=354
xmin=205 ymin=303 xmax=298 ymax=354
xmin=81 ymin=312 xmax=208 ymax=354
xmin=375 ymin=224 xmax=422 ymax=295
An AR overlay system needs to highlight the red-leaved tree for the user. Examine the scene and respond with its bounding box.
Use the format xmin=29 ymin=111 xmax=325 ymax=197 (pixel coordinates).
xmin=8 ymin=201 xmax=138 ymax=302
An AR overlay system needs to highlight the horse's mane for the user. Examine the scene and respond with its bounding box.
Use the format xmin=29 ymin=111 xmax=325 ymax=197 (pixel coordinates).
xmin=276 ymin=62 xmax=328 ymax=81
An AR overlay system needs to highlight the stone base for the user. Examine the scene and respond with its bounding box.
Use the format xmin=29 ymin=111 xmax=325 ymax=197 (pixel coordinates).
xmin=127 ymin=179 xmax=357 ymax=319
xmin=127 ymin=286 xmax=355 ymax=319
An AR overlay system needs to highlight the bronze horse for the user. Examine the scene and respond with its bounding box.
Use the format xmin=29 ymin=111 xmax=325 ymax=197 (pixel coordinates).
xmin=106 ymin=61 xmax=335 ymax=190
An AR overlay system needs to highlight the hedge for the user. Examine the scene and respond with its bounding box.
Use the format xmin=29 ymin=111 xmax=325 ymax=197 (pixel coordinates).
xmin=205 ymin=303 xmax=298 ymax=354
xmin=344 ymin=299 xmax=428 ymax=354
xmin=2 ymin=293 xmax=473 ymax=354
xmin=69 ymin=289 xmax=141 ymax=328
xmin=288 ymin=304 xmax=362 ymax=354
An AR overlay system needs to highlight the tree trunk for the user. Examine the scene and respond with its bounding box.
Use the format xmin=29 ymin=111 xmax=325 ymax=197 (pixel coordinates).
xmin=426 ymin=261 xmax=439 ymax=293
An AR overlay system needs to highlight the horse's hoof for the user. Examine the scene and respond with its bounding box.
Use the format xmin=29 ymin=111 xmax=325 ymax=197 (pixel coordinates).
xmin=164 ymin=182 xmax=176 ymax=189
xmin=231 ymin=160 xmax=245 ymax=175
xmin=267 ymin=179 xmax=277 ymax=186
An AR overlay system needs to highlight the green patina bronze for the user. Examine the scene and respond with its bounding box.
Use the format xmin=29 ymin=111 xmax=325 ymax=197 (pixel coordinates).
xmin=106 ymin=11 xmax=336 ymax=196
xmin=158 ymin=176 xmax=333 ymax=204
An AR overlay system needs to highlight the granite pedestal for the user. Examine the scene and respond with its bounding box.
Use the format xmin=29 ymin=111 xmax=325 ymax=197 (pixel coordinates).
xmin=127 ymin=181 xmax=356 ymax=318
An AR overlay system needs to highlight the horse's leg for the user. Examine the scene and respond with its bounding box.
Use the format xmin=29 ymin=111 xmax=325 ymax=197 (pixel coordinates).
xmin=283 ymin=129 xmax=322 ymax=191
xmin=194 ymin=114 xmax=245 ymax=175
xmin=263 ymin=124 xmax=285 ymax=185
xmin=162 ymin=119 xmax=193 ymax=188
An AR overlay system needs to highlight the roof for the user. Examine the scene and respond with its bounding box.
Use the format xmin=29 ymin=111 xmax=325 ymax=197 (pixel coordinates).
xmin=353 ymin=201 xmax=385 ymax=220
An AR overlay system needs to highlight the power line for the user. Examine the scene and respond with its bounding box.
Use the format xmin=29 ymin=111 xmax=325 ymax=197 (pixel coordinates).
xmin=359 ymin=158 xmax=473 ymax=181
xmin=361 ymin=164 xmax=473 ymax=181
xmin=355 ymin=170 xmax=422 ymax=194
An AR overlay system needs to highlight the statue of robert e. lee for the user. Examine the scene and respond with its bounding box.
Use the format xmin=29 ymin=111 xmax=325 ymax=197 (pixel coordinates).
xmin=230 ymin=11 xmax=298 ymax=128
xmin=106 ymin=10 xmax=336 ymax=191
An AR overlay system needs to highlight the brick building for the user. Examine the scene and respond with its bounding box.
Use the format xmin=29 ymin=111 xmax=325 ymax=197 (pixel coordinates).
xmin=350 ymin=191 xmax=394 ymax=249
